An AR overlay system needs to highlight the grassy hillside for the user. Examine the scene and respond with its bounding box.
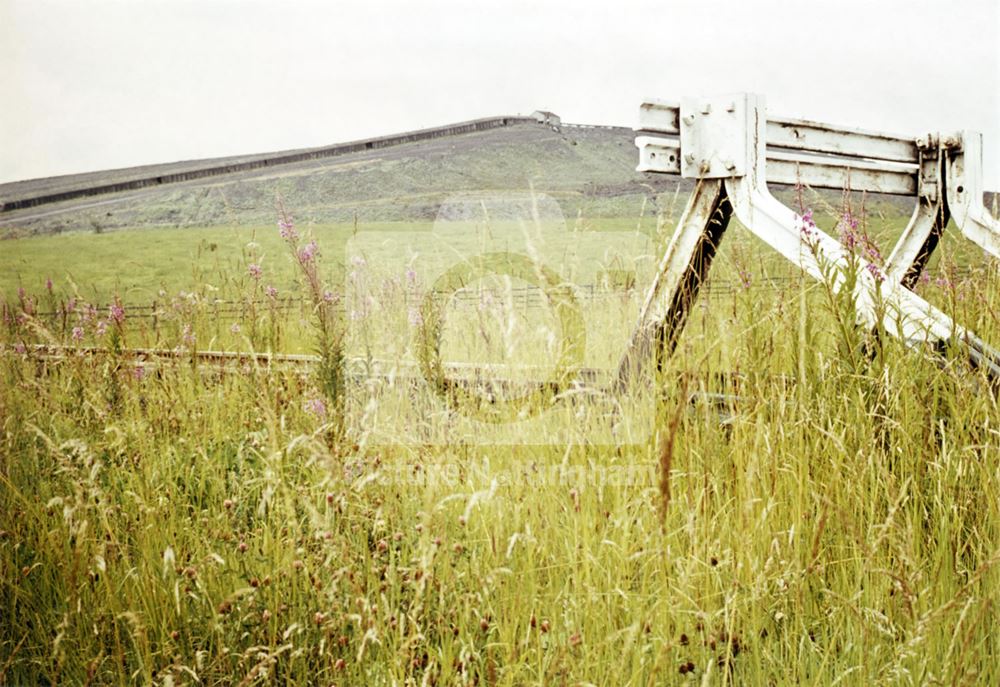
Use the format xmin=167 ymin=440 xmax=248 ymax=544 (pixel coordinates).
xmin=0 ymin=122 xmax=919 ymax=240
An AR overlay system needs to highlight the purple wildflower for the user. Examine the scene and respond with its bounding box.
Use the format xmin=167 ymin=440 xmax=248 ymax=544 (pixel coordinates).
xmin=864 ymin=244 xmax=883 ymax=264
xmin=405 ymin=268 xmax=417 ymax=284
xmin=304 ymin=397 xmax=327 ymax=419
xmin=109 ymin=302 xmax=125 ymax=325
xmin=408 ymin=307 xmax=423 ymax=327
xmin=837 ymin=212 xmax=859 ymax=251
xmin=13 ymin=342 xmax=26 ymax=354
xmin=298 ymin=240 xmax=319 ymax=264
xmin=322 ymin=289 xmax=337 ymax=304
xmin=71 ymin=326 xmax=84 ymax=341
xmin=797 ymin=209 xmax=817 ymax=239
xmin=66 ymin=298 xmax=77 ymax=314
xmin=133 ymin=366 xmax=146 ymax=381
xmin=865 ymin=262 xmax=885 ymax=282
xmin=95 ymin=320 xmax=108 ymax=336
xmin=248 ymin=263 xmax=263 ymax=280
xmin=278 ymin=219 xmax=298 ymax=241
xmin=230 ymin=322 xmax=241 ymax=334
xmin=265 ymin=285 xmax=278 ymax=299
xmin=738 ymin=268 xmax=752 ymax=290
xmin=46 ymin=278 xmax=53 ymax=292
xmin=182 ymin=323 xmax=196 ymax=347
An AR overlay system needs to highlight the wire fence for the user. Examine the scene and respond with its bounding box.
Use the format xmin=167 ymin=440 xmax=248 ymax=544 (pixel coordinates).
xmin=14 ymin=265 xmax=986 ymax=322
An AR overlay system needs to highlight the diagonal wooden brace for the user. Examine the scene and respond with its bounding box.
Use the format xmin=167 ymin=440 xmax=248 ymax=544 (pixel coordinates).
xmin=884 ymin=135 xmax=950 ymax=288
xmin=616 ymin=179 xmax=731 ymax=387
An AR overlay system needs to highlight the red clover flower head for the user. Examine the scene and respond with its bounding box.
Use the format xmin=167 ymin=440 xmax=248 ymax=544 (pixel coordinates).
xmin=304 ymin=397 xmax=327 ymax=418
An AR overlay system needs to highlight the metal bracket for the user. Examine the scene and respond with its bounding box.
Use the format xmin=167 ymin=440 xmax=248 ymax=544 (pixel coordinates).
xmin=679 ymin=96 xmax=749 ymax=179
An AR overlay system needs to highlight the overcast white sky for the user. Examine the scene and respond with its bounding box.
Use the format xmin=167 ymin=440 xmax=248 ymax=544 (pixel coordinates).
xmin=1 ymin=0 xmax=998 ymax=186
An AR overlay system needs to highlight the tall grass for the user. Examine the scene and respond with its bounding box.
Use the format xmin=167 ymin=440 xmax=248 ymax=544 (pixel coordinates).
xmin=1 ymin=206 xmax=999 ymax=685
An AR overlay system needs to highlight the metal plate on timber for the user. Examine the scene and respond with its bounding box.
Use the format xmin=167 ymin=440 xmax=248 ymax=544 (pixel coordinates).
xmin=679 ymin=95 xmax=750 ymax=179
xmin=635 ymin=135 xmax=681 ymax=173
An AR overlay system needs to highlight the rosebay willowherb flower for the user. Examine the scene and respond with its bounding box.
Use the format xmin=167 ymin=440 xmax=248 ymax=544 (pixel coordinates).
xmin=298 ymin=241 xmax=319 ymax=265
xmin=109 ymin=302 xmax=125 ymax=325
xmin=275 ymin=203 xmax=346 ymax=439
xmin=865 ymin=262 xmax=885 ymax=282
xmin=278 ymin=219 xmax=298 ymax=241
xmin=797 ymin=209 xmax=818 ymax=240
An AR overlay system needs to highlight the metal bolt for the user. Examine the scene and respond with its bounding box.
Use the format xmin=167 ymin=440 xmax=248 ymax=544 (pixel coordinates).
xmin=699 ymin=160 xmax=711 ymax=174
xmin=916 ymin=136 xmax=927 ymax=149
xmin=701 ymin=103 xmax=712 ymax=115
xmin=724 ymin=160 xmax=736 ymax=172
xmin=726 ymin=102 xmax=736 ymax=113
xmin=683 ymin=114 xmax=696 ymax=126
xmin=684 ymin=153 xmax=696 ymax=165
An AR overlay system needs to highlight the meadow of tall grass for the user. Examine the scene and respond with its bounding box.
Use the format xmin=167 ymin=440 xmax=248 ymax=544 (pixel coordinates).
xmin=2 ymin=203 xmax=1000 ymax=685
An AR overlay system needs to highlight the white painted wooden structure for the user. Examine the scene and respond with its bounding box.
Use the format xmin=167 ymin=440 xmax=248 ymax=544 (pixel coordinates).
xmin=623 ymin=93 xmax=1000 ymax=383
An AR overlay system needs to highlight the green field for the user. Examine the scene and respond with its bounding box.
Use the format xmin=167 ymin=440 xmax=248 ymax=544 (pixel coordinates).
xmin=3 ymin=205 xmax=1000 ymax=684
